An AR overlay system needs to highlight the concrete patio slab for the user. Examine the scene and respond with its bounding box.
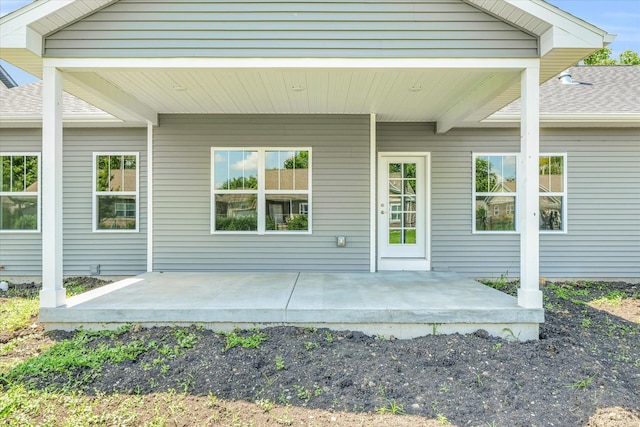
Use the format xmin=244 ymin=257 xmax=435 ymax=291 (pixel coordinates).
xmin=40 ymin=271 xmax=544 ymax=340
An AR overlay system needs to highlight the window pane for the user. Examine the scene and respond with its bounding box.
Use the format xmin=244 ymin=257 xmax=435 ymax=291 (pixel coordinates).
xmin=215 ymin=194 xmax=257 ymax=231
xmin=11 ymin=155 xmax=25 ymax=192
xmin=0 ymin=156 xmax=8 ymax=191
xmin=475 ymin=156 xmax=492 ymax=193
xmin=1 ymin=195 xmax=38 ymax=230
xmin=403 ymin=163 xmax=416 ymax=179
xmin=265 ymin=150 xmax=308 ymax=190
xmin=123 ymin=155 xmax=137 ymax=191
xmin=389 ymin=229 xmax=401 ymax=244
xmin=476 ymin=155 xmax=517 ymax=193
xmin=96 ymin=155 xmax=136 ymax=192
xmin=539 ymin=155 xmax=564 ymax=193
xmin=214 ymin=150 xmax=258 ymax=190
xmin=24 ymin=156 xmax=38 ymax=191
xmin=404 ymin=229 xmax=416 ymax=244
xmin=540 ymin=196 xmax=563 ymax=231
xmin=96 ymin=155 xmax=109 ymax=191
xmin=265 ymin=194 xmax=308 ymax=231
xmin=97 ymin=195 xmax=136 ymax=230
xmin=475 ymin=196 xmax=515 ymax=231
xmin=405 ymin=179 xmax=416 ymax=194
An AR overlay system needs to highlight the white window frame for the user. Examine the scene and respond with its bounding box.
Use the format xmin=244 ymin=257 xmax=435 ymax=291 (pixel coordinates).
xmin=0 ymin=152 xmax=41 ymax=233
xmin=92 ymin=152 xmax=140 ymax=233
xmin=472 ymin=153 xmax=519 ymax=234
xmin=211 ymin=147 xmax=312 ymax=235
xmin=539 ymin=153 xmax=568 ymax=234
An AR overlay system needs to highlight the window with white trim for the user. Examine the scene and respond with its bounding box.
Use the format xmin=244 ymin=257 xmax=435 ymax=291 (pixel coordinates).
xmin=0 ymin=153 xmax=40 ymax=232
xmin=93 ymin=153 xmax=139 ymax=231
xmin=539 ymin=154 xmax=567 ymax=232
xmin=212 ymin=148 xmax=310 ymax=233
xmin=473 ymin=154 xmax=517 ymax=232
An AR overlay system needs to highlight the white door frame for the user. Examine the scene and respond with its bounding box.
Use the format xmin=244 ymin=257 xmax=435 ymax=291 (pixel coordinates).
xmin=377 ymin=152 xmax=431 ymax=271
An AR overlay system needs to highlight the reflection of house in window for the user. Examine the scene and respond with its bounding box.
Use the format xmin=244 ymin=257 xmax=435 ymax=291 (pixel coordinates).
xmin=493 ymin=205 xmax=500 ymax=216
xmin=115 ymin=202 xmax=135 ymax=218
xmin=390 ymin=204 xmax=402 ymax=221
xmin=506 ymin=204 xmax=514 ymax=215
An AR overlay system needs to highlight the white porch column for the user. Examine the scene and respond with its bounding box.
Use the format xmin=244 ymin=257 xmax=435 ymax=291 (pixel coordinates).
xmin=40 ymin=66 xmax=66 ymax=307
xmin=518 ymin=65 xmax=543 ymax=308
xmin=369 ymin=113 xmax=377 ymax=272
xmin=146 ymin=121 xmax=154 ymax=272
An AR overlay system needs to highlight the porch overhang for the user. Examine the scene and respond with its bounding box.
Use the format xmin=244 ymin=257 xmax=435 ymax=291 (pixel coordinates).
xmin=1 ymin=0 xmax=614 ymax=129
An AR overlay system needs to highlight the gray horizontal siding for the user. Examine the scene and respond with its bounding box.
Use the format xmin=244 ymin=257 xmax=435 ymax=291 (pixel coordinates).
xmin=1 ymin=128 xmax=147 ymax=277
xmin=0 ymin=129 xmax=42 ymax=276
xmin=45 ymin=0 xmax=537 ymax=58
xmin=377 ymin=124 xmax=640 ymax=279
xmin=537 ymin=128 xmax=640 ymax=278
xmin=63 ymin=128 xmax=147 ymax=276
xmin=153 ymin=114 xmax=371 ymax=272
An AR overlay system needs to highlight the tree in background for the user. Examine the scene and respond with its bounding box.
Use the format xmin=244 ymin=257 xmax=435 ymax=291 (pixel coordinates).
xmin=583 ymin=48 xmax=640 ymax=65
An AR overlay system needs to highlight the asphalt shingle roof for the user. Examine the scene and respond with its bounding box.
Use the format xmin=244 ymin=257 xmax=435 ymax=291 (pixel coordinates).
xmin=0 ymin=81 xmax=112 ymax=120
xmin=497 ymin=65 xmax=640 ymax=116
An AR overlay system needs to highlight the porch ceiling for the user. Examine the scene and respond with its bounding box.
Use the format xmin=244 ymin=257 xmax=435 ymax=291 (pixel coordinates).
xmin=60 ymin=66 xmax=522 ymax=126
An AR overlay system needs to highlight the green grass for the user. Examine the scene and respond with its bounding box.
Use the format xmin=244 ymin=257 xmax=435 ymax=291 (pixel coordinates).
xmin=3 ymin=326 xmax=149 ymax=390
xmin=590 ymin=290 xmax=625 ymax=307
xmin=0 ymin=298 xmax=39 ymax=333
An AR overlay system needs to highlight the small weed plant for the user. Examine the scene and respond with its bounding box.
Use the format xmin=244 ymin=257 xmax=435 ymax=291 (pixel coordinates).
xmin=293 ymin=384 xmax=311 ymax=401
xmin=219 ymin=328 xmax=267 ymax=352
xmin=275 ymin=355 xmax=285 ymax=371
xmin=567 ymin=375 xmax=595 ymax=391
xmin=376 ymin=398 xmax=406 ymax=415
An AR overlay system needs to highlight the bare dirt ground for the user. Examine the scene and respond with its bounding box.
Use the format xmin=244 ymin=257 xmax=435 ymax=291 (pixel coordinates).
xmin=1 ymin=277 xmax=639 ymax=426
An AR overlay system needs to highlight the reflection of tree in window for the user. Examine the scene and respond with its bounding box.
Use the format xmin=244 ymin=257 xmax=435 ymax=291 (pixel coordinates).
xmin=539 ymin=155 xmax=565 ymax=231
xmin=474 ymin=155 xmax=516 ymax=231
xmin=1 ymin=155 xmax=39 ymax=230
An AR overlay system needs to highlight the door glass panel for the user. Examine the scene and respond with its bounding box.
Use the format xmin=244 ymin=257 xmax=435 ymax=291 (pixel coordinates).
xmin=388 ymin=162 xmax=417 ymax=245
xmin=404 ymin=229 xmax=416 ymax=244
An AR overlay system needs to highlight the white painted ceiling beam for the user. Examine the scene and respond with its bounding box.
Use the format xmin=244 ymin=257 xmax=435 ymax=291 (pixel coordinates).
xmin=64 ymin=72 xmax=158 ymax=125
xmin=46 ymin=57 xmax=541 ymax=70
xmin=436 ymin=72 xmax=521 ymax=134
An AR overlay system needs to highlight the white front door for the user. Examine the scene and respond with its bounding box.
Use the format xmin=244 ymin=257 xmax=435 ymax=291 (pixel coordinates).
xmin=378 ymin=153 xmax=430 ymax=270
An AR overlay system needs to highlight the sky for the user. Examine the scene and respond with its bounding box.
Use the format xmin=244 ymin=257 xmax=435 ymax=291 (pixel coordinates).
xmin=1 ymin=0 xmax=639 ymax=85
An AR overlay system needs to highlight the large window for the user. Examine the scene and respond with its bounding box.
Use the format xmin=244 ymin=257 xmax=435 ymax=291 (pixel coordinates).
xmin=212 ymin=148 xmax=310 ymax=233
xmin=93 ymin=153 xmax=139 ymax=231
xmin=0 ymin=153 xmax=40 ymax=232
xmin=473 ymin=153 xmax=568 ymax=233
xmin=473 ymin=154 xmax=518 ymax=232
xmin=539 ymin=154 xmax=567 ymax=232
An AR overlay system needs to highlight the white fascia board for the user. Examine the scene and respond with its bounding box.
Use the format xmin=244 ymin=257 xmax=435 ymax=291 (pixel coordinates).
xmin=508 ymin=0 xmax=610 ymax=37
xmin=47 ymin=57 xmax=541 ymax=70
xmin=540 ymin=26 xmax=611 ymax=56
xmin=0 ymin=117 xmax=145 ymax=128
xmin=64 ymin=71 xmax=158 ymax=125
xmin=485 ymin=113 xmax=640 ymax=123
xmin=0 ymin=0 xmax=75 ymax=48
